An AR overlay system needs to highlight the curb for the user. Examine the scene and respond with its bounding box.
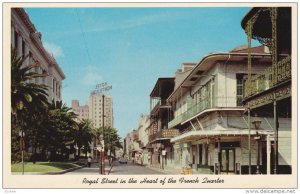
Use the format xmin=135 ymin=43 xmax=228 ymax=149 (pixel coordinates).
xmin=12 ymin=164 xmax=87 ymax=175
xmin=45 ymin=164 xmax=87 ymax=175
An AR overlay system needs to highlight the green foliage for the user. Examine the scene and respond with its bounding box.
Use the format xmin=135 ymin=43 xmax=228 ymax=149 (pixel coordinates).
xmin=11 ymin=48 xmax=48 ymax=117
xmin=93 ymin=126 xmax=122 ymax=156
xmin=11 ymin=48 xmax=49 ymax=163
xmin=10 ymin=48 xmax=123 ymax=163
xmin=74 ymin=119 xmax=94 ymax=157
xmin=11 ymin=152 xmax=32 ymax=164
xmin=44 ymin=100 xmax=78 ymax=160
xmin=11 ymin=162 xmax=82 ymax=172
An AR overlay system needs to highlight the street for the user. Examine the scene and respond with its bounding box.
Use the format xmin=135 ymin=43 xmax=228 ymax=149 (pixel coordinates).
xmin=109 ymin=161 xmax=164 ymax=175
xmin=65 ymin=160 xmax=164 ymax=175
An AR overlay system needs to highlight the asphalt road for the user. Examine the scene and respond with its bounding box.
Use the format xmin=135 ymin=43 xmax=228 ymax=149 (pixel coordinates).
xmin=65 ymin=161 xmax=111 ymax=175
xmin=109 ymin=161 xmax=164 ymax=175
xmin=65 ymin=160 xmax=164 ymax=175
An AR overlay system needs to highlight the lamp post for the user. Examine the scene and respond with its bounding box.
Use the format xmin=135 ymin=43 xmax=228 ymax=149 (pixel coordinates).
xmin=252 ymin=116 xmax=262 ymax=175
xmin=19 ymin=130 xmax=25 ymax=175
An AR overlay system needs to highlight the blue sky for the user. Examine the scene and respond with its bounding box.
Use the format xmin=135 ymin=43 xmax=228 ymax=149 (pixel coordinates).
xmin=26 ymin=7 xmax=254 ymax=138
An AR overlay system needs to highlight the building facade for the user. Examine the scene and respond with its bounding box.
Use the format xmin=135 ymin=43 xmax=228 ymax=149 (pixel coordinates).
xmin=71 ymin=100 xmax=89 ymax=122
xmin=136 ymin=114 xmax=150 ymax=165
xmin=148 ymin=77 xmax=179 ymax=169
xmin=241 ymin=7 xmax=292 ymax=174
xmin=11 ymin=8 xmax=65 ymax=102
xmin=88 ymin=93 xmax=114 ymax=128
xmin=167 ymin=46 xmax=284 ymax=175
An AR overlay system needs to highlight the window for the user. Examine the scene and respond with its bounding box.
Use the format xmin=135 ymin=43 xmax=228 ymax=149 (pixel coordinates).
xmin=14 ymin=30 xmax=18 ymax=50
xmin=22 ymin=40 xmax=26 ymax=57
xmin=29 ymin=52 xmax=32 ymax=65
xmin=41 ymin=70 xmax=47 ymax=84
xmin=236 ymin=74 xmax=245 ymax=106
xmin=53 ymin=79 xmax=55 ymax=93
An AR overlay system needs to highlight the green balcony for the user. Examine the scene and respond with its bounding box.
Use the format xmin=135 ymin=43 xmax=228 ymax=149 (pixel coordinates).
xmin=168 ymin=99 xmax=211 ymax=128
xmin=244 ymin=55 xmax=291 ymax=99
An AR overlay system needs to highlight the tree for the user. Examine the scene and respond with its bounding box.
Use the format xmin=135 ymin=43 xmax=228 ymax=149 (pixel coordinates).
xmin=44 ymin=100 xmax=78 ymax=161
xmin=11 ymin=48 xmax=48 ymax=119
xmin=74 ymin=119 xmax=94 ymax=158
xmin=11 ymin=48 xmax=48 ymax=162
xmin=93 ymin=127 xmax=122 ymax=158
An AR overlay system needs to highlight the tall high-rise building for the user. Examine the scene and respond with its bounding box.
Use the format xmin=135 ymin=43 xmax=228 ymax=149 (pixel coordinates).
xmin=88 ymin=93 xmax=113 ymax=128
xmin=71 ymin=100 xmax=89 ymax=122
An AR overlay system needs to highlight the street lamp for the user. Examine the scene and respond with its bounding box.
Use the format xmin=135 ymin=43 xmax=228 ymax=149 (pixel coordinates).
xmin=252 ymin=116 xmax=262 ymax=175
xmin=19 ymin=130 xmax=25 ymax=175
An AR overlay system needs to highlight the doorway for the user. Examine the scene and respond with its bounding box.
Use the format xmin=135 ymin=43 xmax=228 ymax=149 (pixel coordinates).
xmin=221 ymin=148 xmax=235 ymax=174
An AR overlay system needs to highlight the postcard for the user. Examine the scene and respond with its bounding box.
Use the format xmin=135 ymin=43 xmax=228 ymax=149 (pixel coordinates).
xmin=2 ymin=2 xmax=298 ymax=190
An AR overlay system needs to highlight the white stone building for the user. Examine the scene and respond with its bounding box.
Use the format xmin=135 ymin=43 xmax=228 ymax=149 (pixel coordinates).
xmin=136 ymin=114 xmax=150 ymax=165
xmin=168 ymin=46 xmax=290 ymax=174
xmin=11 ymin=8 xmax=65 ymax=102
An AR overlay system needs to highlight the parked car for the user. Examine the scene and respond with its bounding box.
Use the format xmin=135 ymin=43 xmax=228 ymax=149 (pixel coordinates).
xmin=118 ymin=156 xmax=127 ymax=164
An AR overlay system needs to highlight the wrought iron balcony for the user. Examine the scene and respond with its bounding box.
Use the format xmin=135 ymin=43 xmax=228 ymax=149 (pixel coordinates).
xmin=168 ymin=99 xmax=211 ymax=128
xmin=149 ymin=129 xmax=179 ymax=142
xmin=150 ymin=99 xmax=168 ymax=114
xmin=244 ymin=55 xmax=291 ymax=99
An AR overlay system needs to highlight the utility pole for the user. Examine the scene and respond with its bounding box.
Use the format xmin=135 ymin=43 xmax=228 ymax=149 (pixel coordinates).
xmin=101 ymin=94 xmax=105 ymax=174
xmin=93 ymin=82 xmax=112 ymax=175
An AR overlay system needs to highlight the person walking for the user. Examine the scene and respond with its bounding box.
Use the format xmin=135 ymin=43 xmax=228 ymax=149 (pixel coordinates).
xmin=87 ymin=156 xmax=92 ymax=168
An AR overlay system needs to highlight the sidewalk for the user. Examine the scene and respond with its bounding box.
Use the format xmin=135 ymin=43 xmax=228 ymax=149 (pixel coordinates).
xmin=146 ymin=165 xmax=204 ymax=175
xmin=90 ymin=159 xmax=112 ymax=175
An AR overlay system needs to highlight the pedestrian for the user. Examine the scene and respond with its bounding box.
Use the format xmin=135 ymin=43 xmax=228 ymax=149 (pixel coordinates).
xmin=87 ymin=156 xmax=92 ymax=168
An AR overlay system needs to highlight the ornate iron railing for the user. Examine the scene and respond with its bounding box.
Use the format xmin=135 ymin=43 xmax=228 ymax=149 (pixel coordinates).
xmin=149 ymin=129 xmax=179 ymax=142
xmin=276 ymin=55 xmax=291 ymax=84
xmin=168 ymin=98 xmax=211 ymax=128
xmin=244 ymin=55 xmax=291 ymax=99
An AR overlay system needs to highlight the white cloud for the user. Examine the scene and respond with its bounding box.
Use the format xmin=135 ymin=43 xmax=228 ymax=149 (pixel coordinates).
xmin=81 ymin=72 xmax=102 ymax=86
xmin=44 ymin=42 xmax=64 ymax=58
xmin=86 ymin=11 xmax=186 ymax=33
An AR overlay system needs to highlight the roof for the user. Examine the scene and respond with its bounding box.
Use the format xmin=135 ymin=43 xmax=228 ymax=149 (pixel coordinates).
xmin=150 ymin=77 xmax=175 ymax=98
xmin=167 ymin=49 xmax=271 ymax=102
xmin=241 ymin=7 xmax=291 ymax=43
xmin=13 ymin=8 xmax=66 ymax=80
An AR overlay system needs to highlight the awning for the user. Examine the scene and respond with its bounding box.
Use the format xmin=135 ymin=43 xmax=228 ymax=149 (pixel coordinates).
xmin=171 ymin=128 xmax=274 ymax=143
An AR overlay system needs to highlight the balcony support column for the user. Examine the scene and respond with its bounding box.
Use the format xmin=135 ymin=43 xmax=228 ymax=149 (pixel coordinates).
xmin=270 ymin=7 xmax=278 ymax=85
xmin=273 ymin=97 xmax=278 ymax=174
xmin=196 ymin=117 xmax=203 ymax=130
xmin=190 ymin=121 xmax=196 ymax=131
xmin=267 ymin=134 xmax=271 ymax=175
xmin=248 ymin=104 xmax=252 ymax=174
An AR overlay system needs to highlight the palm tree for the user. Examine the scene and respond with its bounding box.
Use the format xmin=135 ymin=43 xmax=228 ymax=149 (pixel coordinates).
xmin=92 ymin=127 xmax=122 ymax=158
xmin=45 ymin=100 xmax=78 ymax=161
xmin=74 ymin=119 xmax=94 ymax=158
xmin=11 ymin=48 xmax=48 ymax=117
xmin=11 ymin=48 xmax=48 ymax=162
